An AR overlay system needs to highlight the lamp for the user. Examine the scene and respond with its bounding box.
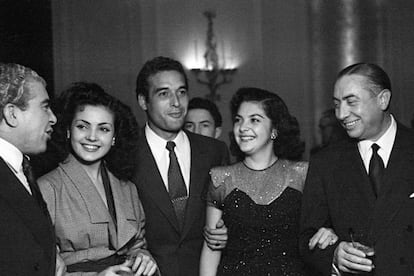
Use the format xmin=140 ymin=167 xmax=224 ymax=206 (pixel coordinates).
xmin=191 ymin=11 xmax=237 ymax=102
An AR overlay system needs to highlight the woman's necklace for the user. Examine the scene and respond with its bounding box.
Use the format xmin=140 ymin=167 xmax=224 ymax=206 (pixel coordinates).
xmin=242 ymin=156 xmax=279 ymax=171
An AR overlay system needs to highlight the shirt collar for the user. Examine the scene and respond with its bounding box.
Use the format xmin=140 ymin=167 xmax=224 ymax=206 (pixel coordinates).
xmin=145 ymin=123 xmax=187 ymax=157
xmin=358 ymin=114 xmax=396 ymax=162
xmin=0 ymin=137 xmax=24 ymax=173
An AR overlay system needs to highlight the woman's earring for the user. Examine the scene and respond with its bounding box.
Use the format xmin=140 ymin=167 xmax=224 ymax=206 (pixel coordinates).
xmin=112 ymin=137 xmax=116 ymax=146
xmin=270 ymin=130 xmax=277 ymax=140
xmin=66 ymin=130 xmax=70 ymax=139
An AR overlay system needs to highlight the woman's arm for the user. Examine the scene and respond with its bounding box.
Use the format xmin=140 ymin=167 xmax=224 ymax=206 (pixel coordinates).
xmin=199 ymin=205 xmax=223 ymax=276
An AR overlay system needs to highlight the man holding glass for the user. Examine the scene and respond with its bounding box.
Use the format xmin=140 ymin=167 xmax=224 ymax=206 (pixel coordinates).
xmin=300 ymin=63 xmax=414 ymax=275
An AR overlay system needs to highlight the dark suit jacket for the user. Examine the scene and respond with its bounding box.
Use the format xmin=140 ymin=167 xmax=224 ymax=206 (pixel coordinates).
xmin=300 ymin=123 xmax=414 ymax=276
xmin=0 ymin=158 xmax=56 ymax=276
xmin=133 ymin=130 xmax=229 ymax=276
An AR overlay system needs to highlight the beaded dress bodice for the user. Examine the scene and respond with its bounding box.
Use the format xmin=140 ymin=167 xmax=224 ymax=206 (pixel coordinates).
xmin=208 ymin=160 xmax=308 ymax=276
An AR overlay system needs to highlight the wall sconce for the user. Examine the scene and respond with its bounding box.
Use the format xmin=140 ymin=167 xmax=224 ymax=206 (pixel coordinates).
xmin=191 ymin=11 xmax=237 ymax=102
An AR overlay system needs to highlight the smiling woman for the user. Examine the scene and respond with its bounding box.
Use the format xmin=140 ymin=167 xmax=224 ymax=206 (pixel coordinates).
xmin=200 ymin=87 xmax=309 ymax=275
xmin=70 ymin=105 xmax=115 ymax=165
xmin=200 ymin=87 xmax=337 ymax=276
xmin=36 ymin=82 xmax=159 ymax=276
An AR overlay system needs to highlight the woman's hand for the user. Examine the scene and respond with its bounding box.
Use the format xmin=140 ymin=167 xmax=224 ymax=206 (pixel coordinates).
xmin=128 ymin=252 xmax=158 ymax=276
xmin=97 ymin=261 xmax=132 ymax=276
xmin=308 ymin=227 xmax=338 ymax=250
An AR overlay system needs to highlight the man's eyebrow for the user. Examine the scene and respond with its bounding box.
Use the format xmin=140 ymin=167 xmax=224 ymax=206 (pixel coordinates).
xmin=155 ymin=87 xmax=169 ymax=92
xmin=41 ymin=98 xmax=50 ymax=105
xmin=332 ymin=94 xmax=357 ymax=101
xmin=155 ymin=85 xmax=187 ymax=92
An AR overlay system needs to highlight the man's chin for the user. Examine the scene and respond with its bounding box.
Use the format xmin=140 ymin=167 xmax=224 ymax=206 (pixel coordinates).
xmin=346 ymin=129 xmax=362 ymax=140
xmin=166 ymin=120 xmax=184 ymax=130
xmin=165 ymin=126 xmax=183 ymax=133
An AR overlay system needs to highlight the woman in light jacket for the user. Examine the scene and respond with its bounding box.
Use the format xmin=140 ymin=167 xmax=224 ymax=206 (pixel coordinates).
xmin=38 ymin=82 xmax=157 ymax=276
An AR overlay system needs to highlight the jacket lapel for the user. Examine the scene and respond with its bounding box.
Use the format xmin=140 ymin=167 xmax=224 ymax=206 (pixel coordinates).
xmin=137 ymin=135 xmax=180 ymax=233
xmin=370 ymin=126 xmax=414 ymax=242
xmin=60 ymin=155 xmax=110 ymax=225
xmin=335 ymin=141 xmax=376 ymax=230
xmin=181 ymin=134 xmax=209 ymax=239
xmin=110 ymin=173 xmax=137 ymax=248
xmin=61 ymin=155 xmax=120 ymax=247
xmin=0 ymin=159 xmax=54 ymax=259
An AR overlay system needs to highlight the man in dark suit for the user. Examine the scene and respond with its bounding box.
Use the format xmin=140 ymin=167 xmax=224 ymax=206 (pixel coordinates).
xmin=133 ymin=56 xmax=229 ymax=276
xmin=0 ymin=63 xmax=58 ymax=275
xmin=300 ymin=63 xmax=414 ymax=275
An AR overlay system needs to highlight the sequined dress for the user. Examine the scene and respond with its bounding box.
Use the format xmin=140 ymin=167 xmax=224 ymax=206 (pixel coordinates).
xmin=208 ymin=160 xmax=308 ymax=276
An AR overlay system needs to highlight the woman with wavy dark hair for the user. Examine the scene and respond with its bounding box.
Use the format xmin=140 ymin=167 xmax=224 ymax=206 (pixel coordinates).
xmin=200 ymin=87 xmax=336 ymax=275
xmin=38 ymin=82 xmax=158 ymax=275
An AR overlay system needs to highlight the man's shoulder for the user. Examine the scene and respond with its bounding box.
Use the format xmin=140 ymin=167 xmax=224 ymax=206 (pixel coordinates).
xmin=396 ymin=122 xmax=414 ymax=142
xmin=186 ymin=131 xmax=227 ymax=149
xmin=311 ymin=138 xmax=355 ymax=161
xmin=186 ymin=131 xmax=229 ymax=165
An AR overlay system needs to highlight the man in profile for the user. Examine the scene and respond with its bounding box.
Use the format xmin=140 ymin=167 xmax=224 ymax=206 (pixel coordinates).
xmin=133 ymin=56 xmax=229 ymax=276
xmin=184 ymin=97 xmax=223 ymax=139
xmin=300 ymin=63 xmax=414 ymax=275
xmin=0 ymin=63 xmax=58 ymax=275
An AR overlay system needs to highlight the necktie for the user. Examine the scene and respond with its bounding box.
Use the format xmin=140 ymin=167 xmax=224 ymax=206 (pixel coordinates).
xmin=22 ymin=155 xmax=49 ymax=215
xmin=166 ymin=141 xmax=188 ymax=230
xmin=369 ymin=143 xmax=384 ymax=197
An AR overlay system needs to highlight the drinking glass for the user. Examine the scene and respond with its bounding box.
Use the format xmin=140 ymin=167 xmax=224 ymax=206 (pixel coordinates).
xmin=349 ymin=228 xmax=375 ymax=274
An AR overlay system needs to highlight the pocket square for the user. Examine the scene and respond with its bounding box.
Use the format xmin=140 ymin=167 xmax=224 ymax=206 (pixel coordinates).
xmin=410 ymin=193 xmax=414 ymax=198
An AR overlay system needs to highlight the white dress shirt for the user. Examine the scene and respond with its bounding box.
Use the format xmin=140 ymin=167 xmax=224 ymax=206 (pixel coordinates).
xmin=0 ymin=137 xmax=32 ymax=194
xmin=358 ymin=114 xmax=397 ymax=172
xmin=145 ymin=124 xmax=191 ymax=192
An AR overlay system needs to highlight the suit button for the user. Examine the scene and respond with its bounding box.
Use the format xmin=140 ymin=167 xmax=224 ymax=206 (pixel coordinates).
xmin=34 ymin=263 xmax=40 ymax=271
xmin=406 ymin=225 xmax=413 ymax=232
xmin=400 ymin=257 xmax=406 ymax=265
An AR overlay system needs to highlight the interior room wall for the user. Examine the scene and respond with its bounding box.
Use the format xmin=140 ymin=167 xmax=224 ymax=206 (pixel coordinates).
xmin=52 ymin=0 xmax=312 ymax=157
xmin=383 ymin=0 xmax=414 ymax=125
xmin=52 ymin=0 xmax=143 ymax=119
xmin=0 ymin=0 xmax=54 ymax=92
xmin=51 ymin=0 xmax=414 ymax=159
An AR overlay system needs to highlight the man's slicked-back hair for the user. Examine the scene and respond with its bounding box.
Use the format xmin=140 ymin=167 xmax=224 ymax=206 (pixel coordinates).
xmin=135 ymin=56 xmax=188 ymax=101
xmin=337 ymin=62 xmax=391 ymax=94
xmin=188 ymin=97 xmax=222 ymax=127
xmin=0 ymin=63 xmax=46 ymax=120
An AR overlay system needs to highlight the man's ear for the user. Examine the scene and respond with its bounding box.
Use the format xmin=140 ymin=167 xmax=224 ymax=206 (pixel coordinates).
xmin=2 ymin=103 xmax=19 ymax=127
xmin=138 ymin=94 xmax=148 ymax=111
xmin=378 ymin=89 xmax=391 ymax=111
xmin=214 ymin=127 xmax=222 ymax=139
